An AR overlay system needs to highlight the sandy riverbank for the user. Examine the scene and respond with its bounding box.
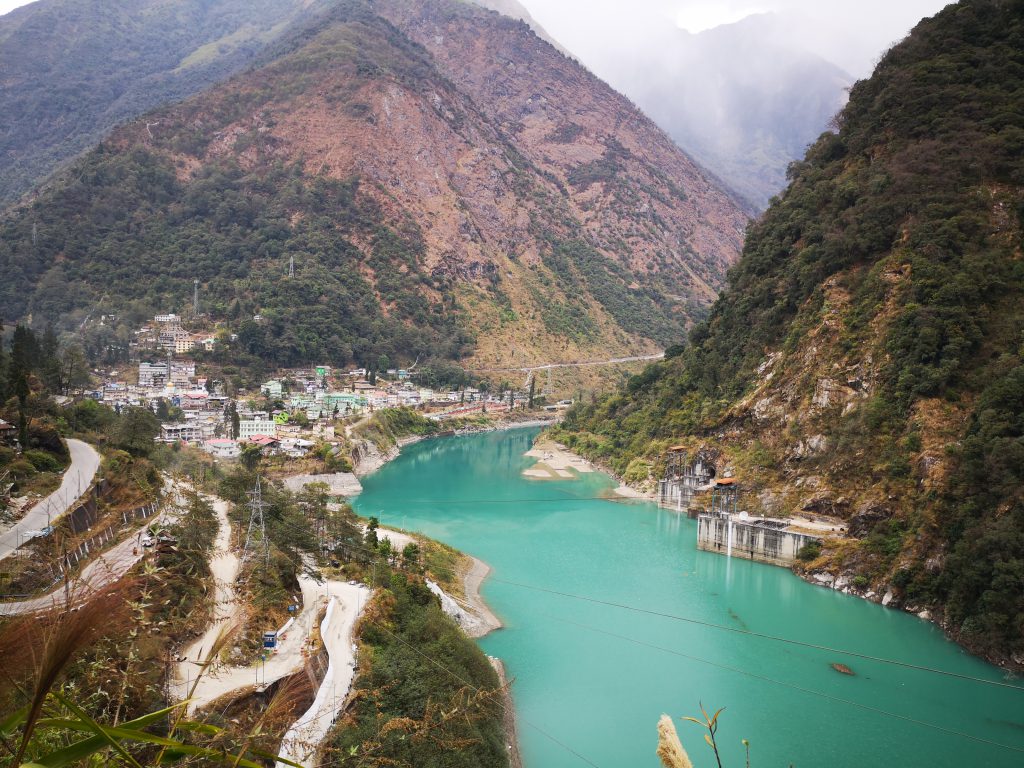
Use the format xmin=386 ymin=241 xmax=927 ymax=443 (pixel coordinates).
xmin=522 ymin=436 xmax=655 ymax=500
xmin=351 ymin=415 xmax=559 ymax=477
xmin=377 ymin=525 xmax=502 ymax=639
xmin=462 ymin=555 xmax=502 ymax=638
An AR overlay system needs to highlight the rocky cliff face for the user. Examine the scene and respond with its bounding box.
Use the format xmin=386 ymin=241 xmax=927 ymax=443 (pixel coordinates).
xmin=0 ymin=0 xmax=747 ymax=371
xmin=557 ymin=0 xmax=1024 ymax=669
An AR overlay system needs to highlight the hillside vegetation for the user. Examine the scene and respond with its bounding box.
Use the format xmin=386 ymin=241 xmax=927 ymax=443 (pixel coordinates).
xmin=0 ymin=0 xmax=746 ymax=373
xmin=557 ymin=0 xmax=1024 ymax=667
xmin=0 ymin=0 xmax=329 ymax=204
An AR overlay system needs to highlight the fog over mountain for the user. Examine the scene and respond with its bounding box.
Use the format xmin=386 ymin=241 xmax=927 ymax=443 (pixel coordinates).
xmin=515 ymin=0 xmax=952 ymax=208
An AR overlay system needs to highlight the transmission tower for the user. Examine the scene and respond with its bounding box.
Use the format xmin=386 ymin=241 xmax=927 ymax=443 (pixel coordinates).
xmin=288 ymin=255 xmax=295 ymax=278
xmin=192 ymin=279 xmax=200 ymax=316
xmin=242 ymin=477 xmax=270 ymax=568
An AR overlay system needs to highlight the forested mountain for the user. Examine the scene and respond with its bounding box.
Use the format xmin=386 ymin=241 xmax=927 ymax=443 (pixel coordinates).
xmin=0 ymin=0 xmax=342 ymax=205
xmin=557 ymin=0 xmax=1024 ymax=667
xmin=0 ymin=0 xmax=746 ymax=372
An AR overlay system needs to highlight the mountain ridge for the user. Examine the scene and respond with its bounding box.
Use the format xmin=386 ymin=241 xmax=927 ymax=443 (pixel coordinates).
xmin=556 ymin=0 xmax=1024 ymax=668
xmin=0 ymin=0 xmax=747 ymax=375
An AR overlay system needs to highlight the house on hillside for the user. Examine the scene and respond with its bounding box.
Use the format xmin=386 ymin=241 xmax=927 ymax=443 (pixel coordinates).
xmin=261 ymin=380 xmax=284 ymax=398
xmin=0 ymin=419 xmax=17 ymax=444
xmin=138 ymin=362 xmax=168 ymax=388
xmin=203 ymin=438 xmax=240 ymax=459
xmin=159 ymin=423 xmax=204 ymax=443
xmin=245 ymin=434 xmax=280 ymax=455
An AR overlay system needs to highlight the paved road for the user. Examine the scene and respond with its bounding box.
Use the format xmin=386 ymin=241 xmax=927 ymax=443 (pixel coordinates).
xmin=0 ymin=438 xmax=101 ymax=560
xmin=0 ymin=481 xmax=187 ymax=617
xmin=0 ymin=531 xmax=143 ymax=616
xmin=465 ymin=352 xmax=665 ymax=375
xmin=276 ymin=582 xmax=368 ymax=768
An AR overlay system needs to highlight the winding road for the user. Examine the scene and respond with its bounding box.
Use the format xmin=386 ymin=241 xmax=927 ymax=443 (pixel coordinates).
xmin=465 ymin=352 xmax=665 ymax=375
xmin=0 ymin=438 xmax=101 ymax=561
xmin=0 ymin=480 xmax=191 ymax=617
xmin=172 ymin=496 xmax=368 ymax=739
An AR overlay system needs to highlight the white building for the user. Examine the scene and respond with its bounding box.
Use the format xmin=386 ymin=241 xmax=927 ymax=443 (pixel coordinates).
xmin=160 ymin=423 xmax=204 ymax=443
xmin=238 ymin=419 xmax=277 ymax=439
xmin=138 ymin=362 xmax=168 ymax=388
xmin=261 ymin=380 xmax=284 ymax=398
xmin=203 ymin=438 xmax=240 ymax=458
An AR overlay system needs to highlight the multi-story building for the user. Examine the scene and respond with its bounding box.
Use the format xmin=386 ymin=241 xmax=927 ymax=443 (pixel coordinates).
xmin=138 ymin=362 xmax=168 ymax=388
xmin=238 ymin=419 xmax=277 ymax=440
xmin=169 ymin=361 xmax=196 ymax=388
xmin=160 ymin=423 xmax=204 ymax=443
xmin=261 ymin=380 xmax=284 ymax=398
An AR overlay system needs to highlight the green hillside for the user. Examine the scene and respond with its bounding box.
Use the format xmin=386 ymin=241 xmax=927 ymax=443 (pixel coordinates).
xmin=0 ymin=0 xmax=747 ymax=373
xmin=557 ymin=0 xmax=1024 ymax=667
xmin=0 ymin=0 xmax=325 ymax=204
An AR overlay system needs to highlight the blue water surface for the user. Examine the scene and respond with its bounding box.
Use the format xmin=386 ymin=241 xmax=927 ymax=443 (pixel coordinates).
xmin=353 ymin=428 xmax=1024 ymax=768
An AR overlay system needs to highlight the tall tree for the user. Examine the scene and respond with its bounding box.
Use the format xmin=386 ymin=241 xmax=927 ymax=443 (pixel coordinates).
xmin=60 ymin=344 xmax=91 ymax=394
xmin=0 ymin=319 xmax=7 ymax=401
xmin=39 ymin=324 xmax=61 ymax=392
xmin=112 ymin=407 xmax=160 ymax=457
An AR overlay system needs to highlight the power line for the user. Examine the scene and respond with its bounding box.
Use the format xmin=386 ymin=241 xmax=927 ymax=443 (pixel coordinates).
xmin=367 ymin=618 xmax=603 ymax=768
xmin=194 ymin=503 xmax=1023 ymax=760
xmin=547 ymin=612 xmax=1024 ymax=755
xmin=489 ymin=578 xmax=1024 ymax=691
xmin=242 ymin=477 xmax=270 ymax=568
xmin=357 ymin=494 xmax=643 ymax=505
xmin=249 ymin=511 xmax=1022 ymax=693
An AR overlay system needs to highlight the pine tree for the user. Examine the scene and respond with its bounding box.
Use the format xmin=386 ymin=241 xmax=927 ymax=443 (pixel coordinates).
xmin=0 ymin=319 xmax=7 ymax=401
xmin=40 ymin=324 xmax=61 ymax=392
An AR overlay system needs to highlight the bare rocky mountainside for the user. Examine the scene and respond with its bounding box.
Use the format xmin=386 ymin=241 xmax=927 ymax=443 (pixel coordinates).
xmin=0 ymin=0 xmax=746 ymax=371
xmin=556 ymin=0 xmax=1024 ymax=669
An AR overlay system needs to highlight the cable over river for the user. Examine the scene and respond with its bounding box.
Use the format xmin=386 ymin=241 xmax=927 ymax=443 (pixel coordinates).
xmin=353 ymin=428 xmax=1024 ymax=768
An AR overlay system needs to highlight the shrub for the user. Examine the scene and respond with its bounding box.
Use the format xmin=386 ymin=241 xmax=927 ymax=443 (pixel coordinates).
xmin=23 ymin=449 xmax=62 ymax=473
xmin=797 ymin=540 xmax=823 ymax=562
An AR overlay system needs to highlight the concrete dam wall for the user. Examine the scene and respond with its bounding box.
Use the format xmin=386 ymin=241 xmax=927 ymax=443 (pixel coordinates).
xmin=697 ymin=514 xmax=819 ymax=567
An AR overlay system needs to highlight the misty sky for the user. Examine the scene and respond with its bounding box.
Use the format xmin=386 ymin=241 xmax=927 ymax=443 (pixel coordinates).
xmin=519 ymin=0 xmax=954 ymax=77
xmin=0 ymin=0 xmax=952 ymax=76
xmin=0 ymin=0 xmax=30 ymax=15
xmin=0 ymin=0 xmax=954 ymax=77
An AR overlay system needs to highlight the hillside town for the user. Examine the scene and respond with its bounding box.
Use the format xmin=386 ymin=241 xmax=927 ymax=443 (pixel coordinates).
xmin=86 ymin=314 xmax=548 ymax=461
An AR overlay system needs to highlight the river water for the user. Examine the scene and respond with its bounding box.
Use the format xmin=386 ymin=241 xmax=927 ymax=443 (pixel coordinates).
xmin=352 ymin=428 xmax=1024 ymax=768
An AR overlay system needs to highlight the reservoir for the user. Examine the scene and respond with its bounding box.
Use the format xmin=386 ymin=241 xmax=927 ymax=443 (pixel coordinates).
xmin=353 ymin=428 xmax=1024 ymax=768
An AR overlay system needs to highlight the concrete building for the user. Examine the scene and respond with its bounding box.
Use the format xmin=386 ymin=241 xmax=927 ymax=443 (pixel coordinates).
xmin=160 ymin=423 xmax=204 ymax=443
xmin=203 ymin=438 xmax=240 ymax=458
xmin=658 ymin=447 xmax=715 ymax=514
xmin=261 ymin=380 xmax=284 ymax=398
xmin=181 ymin=392 xmax=209 ymax=412
xmin=138 ymin=362 xmax=168 ymax=388
xmin=169 ymin=362 xmax=196 ymax=388
xmin=173 ymin=335 xmax=195 ymax=355
xmin=238 ymin=419 xmax=277 ymax=439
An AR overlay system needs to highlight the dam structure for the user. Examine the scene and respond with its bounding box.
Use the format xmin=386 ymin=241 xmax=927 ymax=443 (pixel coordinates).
xmin=657 ymin=447 xmax=714 ymax=515
xmin=696 ymin=480 xmax=822 ymax=567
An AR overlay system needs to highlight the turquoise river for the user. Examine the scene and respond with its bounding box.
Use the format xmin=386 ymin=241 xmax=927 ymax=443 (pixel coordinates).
xmin=353 ymin=428 xmax=1024 ymax=768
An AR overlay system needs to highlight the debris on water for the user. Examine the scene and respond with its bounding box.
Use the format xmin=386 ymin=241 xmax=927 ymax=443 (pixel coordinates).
xmin=831 ymin=663 xmax=855 ymax=676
